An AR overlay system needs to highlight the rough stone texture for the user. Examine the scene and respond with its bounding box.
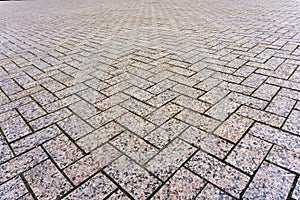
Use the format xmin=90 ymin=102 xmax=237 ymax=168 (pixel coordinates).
xmin=0 ymin=0 xmax=300 ymax=198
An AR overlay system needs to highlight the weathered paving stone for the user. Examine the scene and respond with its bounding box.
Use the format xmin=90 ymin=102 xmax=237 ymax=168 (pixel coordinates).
xmin=63 ymin=173 xmax=116 ymax=200
xmin=146 ymin=139 xmax=196 ymax=180
xmin=111 ymin=131 xmax=158 ymax=164
xmin=226 ymin=134 xmax=272 ymax=174
xmin=180 ymin=126 xmax=233 ymax=159
xmin=145 ymin=118 xmax=188 ymax=148
xmin=77 ymin=122 xmax=123 ymax=153
xmin=64 ymin=144 xmax=121 ymax=185
xmin=243 ymin=162 xmax=294 ymax=199
xmin=25 ymin=160 xmax=72 ymax=200
xmin=0 ymin=176 xmax=28 ymax=200
xmin=105 ymin=156 xmax=161 ymax=199
xmin=172 ymin=95 xmax=210 ymax=113
xmin=43 ymin=134 xmax=84 ymax=169
xmin=283 ymin=110 xmax=300 ymax=135
xmin=96 ymin=93 xmax=129 ymax=111
xmin=196 ymin=184 xmax=234 ymax=200
xmin=186 ymin=150 xmax=249 ymax=198
xmin=265 ymin=95 xmax=296 ymax=117
xmin=147 ymin=103 xmax=183 ymax=125
xmin=0 ymin=135 xmax=13 ymax=163
xmin=18 ymin=101 xmax=46 ymax=121
xmin=293 ymin=180 xmax=300 ymax=199
xmin=199 ymin=87 xmax=230 ymax=104
xmin=153 ymin=167 xmax=206 ymax=199
xmin=252 ymin=83 xmax=280 ymax=100
xmin=147 ymin=90 xmax=179 ymax=107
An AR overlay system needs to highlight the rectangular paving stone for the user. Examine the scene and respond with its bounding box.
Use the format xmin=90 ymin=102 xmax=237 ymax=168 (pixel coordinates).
xmin=242 ymin=73 xmax=267 ymax=88
xmin=145 ymin=118 xmax=188 ymax=148
xmin=18 ymin=101 xmax=46 ymax=121
xmin=0 ymin=135 xmax=13 ymax=163
xmin=176 ymin=109 xmax=221 ymax=132
xmin=171 ymin=84 xmax=204 ymax=98
xmin=218 ymin=81 xmax=254 ymax=95
xmin=31 ymin=90 xmax=58 ymax=105
xmin=44 ymin=95 xmax=81 ymax=113
xmin=107 ymin=189 xmax=130 ymax=200
xmin=147 ymin=90 xmax=179 ymax=107
xmin=196 ymin=184 xmax=234 ymax=200
xmin=11 ymin=125 xmax=61 ymax=155
xmin=1 ymin=115 xmax=32 ymax=142
xmin=77 ymin=88 xmax=105 ymax=104
xmin=278 ymin=88 xmax=300 ymax=100
xmin=87 ymin=105 xmax=126 ymax=128
xmin=252 ymin=83 xmax=280 ymax=101
xmin=121 ymin=98 xmax=155 ymax=117
xmin=25 ymin=159 xmax=72 ymax=200
xmin=57 ymin=115 xmax=94 ymax=140
xmin=117 ymin=112 xmax=155 ymax=137
xmin=266 ymin=77 xmax=300 ymax=90
xmin=243 ymin=162 xmax=294 ymax=199
xmin=205 ymin=97 xmax=240 ymax=121
xmin=64 ymin=144 xmax=121 ymax=185
xmin=55 ymin=83 xmax=88 ymax=98
xmin=124 ymin=86 xmax=154 ymax=101
xmin=146 ymin=139 xmax=196 ymax=180
xmin=0 ymin=176 xmax=28 ymax=200
xmin=186 ymin=151 xmax=249 ymax=198
xmin=77 ymin=122 xmax=123 ymax=153
xmin=147 ymin=103 xmax=183 ymax=125
xmin=229 ymin=92 xmax=268 ymax=109
xmin=153 ymin=167 xmax=206 ymax=200
xmin=180 ymin=126 xmax=233 ymax=159
xmin=236 ymin=106 xmax=285 ymax=127
xmin=69 ymin=100 xmax=97 ymax=119
xmin=195 ymin=77 xmax=222 ymax=91
xmin=226 ymin=134 xmax=272 ymax=174
xmin=63 ymin=172 xmax=116 ymax=200
xmin=147 ymin=79 xmax=177 ymax=95
xmin=105 ymin=156 xmax=161 ymax=199
xmin=266 ymin=95 xmax=296 ymax=117
xmin=172 ymin=95 xmax=210 ymax=113
xmin=267 ymin=145 xmax=300 ymax=173
xmin=111 ymin=131 xmax=158 ymax=164
xmin=283 ymin=110 xmax=300 ymax=135
xmin=95 ymin=92 xmax=129 ymax=111
xmin=29 ymin=108 xmax=72 ymax=130
xmin=199 ymin=87 xmax=230 ymax=104
xmin=43 ymin=134 xmax=84 ymax=169
xmin=293 ymin=179 xmax=300 ymax=200
xmin=212 ymin=72 xmax=244 ymax=84
xmin=0 ymin=147 xmax=47 ymax=184
xmin=249 ymin=122 xmax=300 ymax=153
xmin=233 ymin=65 xmax=256 ymax=77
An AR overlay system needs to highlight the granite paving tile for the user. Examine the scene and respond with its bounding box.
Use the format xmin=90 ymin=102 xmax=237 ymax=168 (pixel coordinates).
xmin=147 ymin=103 xmax=183 ymax=125
xmin=1 ymin=115 xmax=32 ymax=142
xmin=196 ymin=184 xmax=234 ymax=200
xmin=107 ymin=190 xmax=131 ymax=200
xmin=111 ymin=131 xmax=158 ymax=164
xmin=69 ymin=100 xmax=98 ymax=119
xmin=63 ymin=172 xmax=116 ymax=200
xmin=64 ymin=144 xmax=121 ymax=185
xmin=120 ymin=98 xmax=155 ymax=117
xmin=267 ymin=145 xmax=300 ymax=173
xmin=172 ymin=95 xmax=210 ymax=113
xmin=95 ymin=92 xmax=129 ymax=111
xmin=0 ymin=135 xmax=13 ymax=163
xmin=77 ymin=122 xmax=123 ymax=153
xmin=266 ymin=95 xmax=296 ymax=117
xmin=146 ymin=139 xmax=196 ymax=180
xmin=171 ymin=84 xmax=204 ymax=98
xmin=199 ymin=87 xmax=230 ymax=104
xmin=145 ymin=118 xmax=188 ymax=148
xmin=147 ymin=90 xmax=179 ymax=107
xmin=243 ymin=162 xmax=294 ymax=199
xmin=24 ymin=160 xmax=72 ymax=200
xmin=105 ymin=156 xmax=161 ymax=199
xmin=283 ymin=110 xmax=300 ymax=135
xmin=226 ymin=134 xmax=272 ymax=174
xmin=43 ymin=134 xmax=84 ymax=169
xmin=0 ymin=176 xmax=28 ymax=200
xmin=293 ymin=179 xmax=300 ymax=200
xmin=31 ymin=90 xmax=58 ymax=105
xmin=252 ymin=83 xmax=280 ymax=101
xmin=153 ymin=167 xmax=206 ymax=200
xmin=18 ymin=101 xmax=46 ymax=121
xmin=195 ymin=77 xmax=222 ymax=91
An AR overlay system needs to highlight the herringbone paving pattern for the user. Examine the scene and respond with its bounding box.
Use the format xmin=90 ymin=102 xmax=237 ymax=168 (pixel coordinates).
xmin=0 ymin=0 xmax=300 ymax=199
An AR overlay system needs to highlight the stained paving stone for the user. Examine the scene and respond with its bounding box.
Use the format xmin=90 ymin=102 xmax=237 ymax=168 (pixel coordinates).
xmin=283 ymin=110 xmax=300 ymax=135
xmin=243 ymin=162 xmax=295 ymax=200
xmin=226 ymin=134 xmax=272 ymax=174
xmin=43 ymin=134 xmax=84 ymax=169
xmin=186 ymin=150 xmax=249 ymax=198
xmin=196 ymin=184 xmax=234 ymax=200
xmin=180 ymin=126 xmax=233 ymax=159
xmin=1 ymin=0 xmax=300 ymax=198
xmin=105 ymin=156 xmax=161 ymax=199
xmin=110 ymin=131 xmax=158 ymax=164
xmin=145 ymin=118 xmax=189 ymax=148
xmin=25 ymin=160 xmax=72 ymax=200
xmin=64 ymin=144 xmax=121 ymax=185
xmin=146 ymin=139 xmax=196 ymax=180
xmin=153 ymin=167 xmax=206 ymax=199
xmin=63 ymin=172 xmax=116 ymax=200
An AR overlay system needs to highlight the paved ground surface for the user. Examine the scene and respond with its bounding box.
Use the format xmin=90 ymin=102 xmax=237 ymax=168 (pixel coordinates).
xmin=0 ymin=0 xmax=300 ymax=199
